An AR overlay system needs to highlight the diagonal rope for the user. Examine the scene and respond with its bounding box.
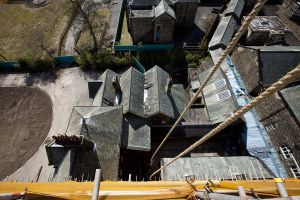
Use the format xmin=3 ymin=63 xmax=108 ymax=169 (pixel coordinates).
xmin=149 ymin=0 xmax=268 ymax=165
xmin=150 ymin=63 xmax=300 ymax=179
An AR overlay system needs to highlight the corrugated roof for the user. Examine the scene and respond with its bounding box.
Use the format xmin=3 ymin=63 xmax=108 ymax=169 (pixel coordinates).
xmin=66 ymin=106 xmax=123 ymax=180
xmin=154 ymin=0 xmax=176 ymax=19
xmin=161 ymin=156 xmax=273 ymax=180
xmin=280 ymin=85 xmax=300 ymax=124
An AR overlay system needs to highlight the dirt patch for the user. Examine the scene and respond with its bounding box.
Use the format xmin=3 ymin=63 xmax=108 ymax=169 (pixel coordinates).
xmin=0 ymin=87 xmax=52 ymax=180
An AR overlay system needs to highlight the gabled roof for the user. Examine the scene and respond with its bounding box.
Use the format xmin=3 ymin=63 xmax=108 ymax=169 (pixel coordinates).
xmin=120 ymin=67 xmax=145 ymax=117
xmin=92 ymin=69 xmax=119 ymax=106
xmin=92 ymin=66 xmax=187 ymax=120
xmin=122 ymin=115 xmax=151 ymax=151
xmin=224 ymin=0 xmax=245 ymax=19
xmin=144 ymin=65 xmax=186 ymax=118
xmin=208 ymin=16 xmax=237 ymax=50
xmin=66 ymin=106 xmax=123 ymax=180
xmin=154 ymin=0 xmax=176 ymax=19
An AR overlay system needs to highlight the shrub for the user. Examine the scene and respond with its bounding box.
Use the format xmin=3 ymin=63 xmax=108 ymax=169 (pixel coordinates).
xmin=77 ymin=51 xmax=132 ymax=70
xmin=17 ymin=57 xmax=55 ymax=73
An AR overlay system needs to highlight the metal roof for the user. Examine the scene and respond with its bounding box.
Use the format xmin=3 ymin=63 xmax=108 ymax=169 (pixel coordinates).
xmin=154 ymin=0 xmax=176 ymax=19
xmin=208 ymin=15 xmax=237 ymax=50
xmin=191 ymin=68 xmax=239 ymax=124
xmin=161 ymin=156 xmax=273 ymax=180
xmin=280 ymin=85 xmax=300 ymax=124
xmin=66 ymin=106 xmax=123 ymax=180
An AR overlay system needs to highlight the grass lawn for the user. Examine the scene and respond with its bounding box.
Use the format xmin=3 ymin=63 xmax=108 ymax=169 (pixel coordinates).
xmin=0 ymin=1 xmax=72 ymax=60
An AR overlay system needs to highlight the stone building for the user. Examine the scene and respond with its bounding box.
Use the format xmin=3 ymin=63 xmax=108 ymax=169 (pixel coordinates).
xmin=283 ymin=0 xmax=300 ymax=21
xmin=127 ymin=0 xmax=199 ymax=44
xmin=245 ymin=16 xmax=293 ymax=45
xmin=231 ymin=45 xmax=300 ymax=95
xmin=256 ymin=85 xmax=300 ymax=178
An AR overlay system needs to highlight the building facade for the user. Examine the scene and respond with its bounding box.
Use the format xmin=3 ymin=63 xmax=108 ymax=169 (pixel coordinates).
xmin=127 ymin=0 xmax=199 ymax=44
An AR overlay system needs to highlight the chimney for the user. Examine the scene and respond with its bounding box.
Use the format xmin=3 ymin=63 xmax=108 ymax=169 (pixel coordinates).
xmin=112 ymin=75 xmax=121 ymax=90
xmin=165 ymin=76 xmax=173 ymax=94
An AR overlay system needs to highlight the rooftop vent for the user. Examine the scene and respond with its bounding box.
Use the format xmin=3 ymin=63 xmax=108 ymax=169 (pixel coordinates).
xmin=217 ymin=90 xmax=231 ymax=101
xmin=214 ymin=79 xmax=226 ymax=89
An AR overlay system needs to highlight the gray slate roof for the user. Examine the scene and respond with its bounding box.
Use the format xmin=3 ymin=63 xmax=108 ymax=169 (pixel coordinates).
xmin=280 ymin=85 xmax=300 ymax=124
xmin=122 ymin=115 xmax=151 ymax=151
xmin=161 ymin=156 xmax=273 ymax=180
xmin=154 ymin=0 xmax=176 ymax=19
xmin=93 ymin=69 xmax=119 ymax=106
xmin=191 ymin=68 xmax=239 ymax=124
xmin=52 ymin=150 xmax=75 ymax=182
xmin=144 ymin=65 xmax=186 ymax=118
xmin=120 ymin=67 xmax=145 ymax=117
xmin=224 ymin=0 xmax=245 ymax=19
xmin=93 ymin=66 xmax=187 ymax=120
xmin=66 ymin=106 xmax=123 ymax=180
xmin=231 ymin=46 xmax=300 ymax=93
xmin=208 ymin=15 xmax=237 ymax=50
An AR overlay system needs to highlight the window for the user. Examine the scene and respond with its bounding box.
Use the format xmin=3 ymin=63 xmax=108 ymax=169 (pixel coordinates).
xmin=214 ymin=79 xmax=226 ymax=89
xmin=290 ymin=166 xmax=300 ymax=178
xmin=217 ymin=90 xmax=231 ymax=101
xmin=280 ymin=144 xmax=293 ymax=159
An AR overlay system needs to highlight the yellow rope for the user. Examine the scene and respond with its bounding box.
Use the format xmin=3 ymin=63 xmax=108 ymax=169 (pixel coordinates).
xmin=149 ymin=0 xmax=268 ymax=165
xmin=150 ymin=63 xmax=300 ymax=179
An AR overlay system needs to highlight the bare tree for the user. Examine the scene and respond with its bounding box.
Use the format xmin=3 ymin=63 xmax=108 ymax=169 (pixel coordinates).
xmin=70 ymin=0 xmax=99 ymax=53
